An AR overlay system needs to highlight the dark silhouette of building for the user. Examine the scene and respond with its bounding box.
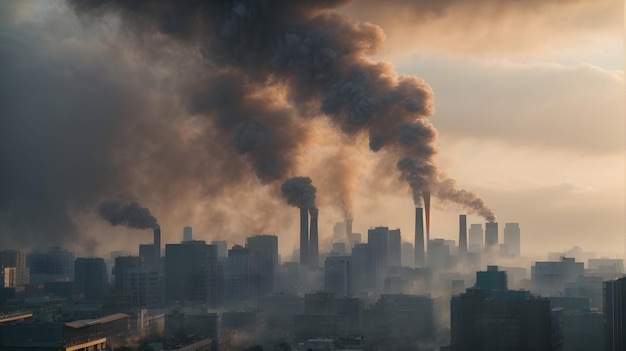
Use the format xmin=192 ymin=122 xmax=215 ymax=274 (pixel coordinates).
xmin=368 ymin=227 xmax=389 ymax=291
xmin=468 ymin=224 xmax=484 ymax=253
xmin=74 ymin=257 xmax=107 ymax=301
xmin=246 ymin=234 xmax=279 ymax=296
xmin=485 ymin=222 xmax=499 ymax=250
xmin=324 ymin=256 xmax=352 ymax=297
xmin=351 ymin=243 xmax=374 ymax=294
xmin=27 ymin=247 xmax=74 ymax=284
xmin=604 ymin=277 xmax=626 ymax=351
xmin=388 ymin=229 xmax=401 ymax=267
xmin=504 ymin=223 xmax=521 ymax=257
xmin=164 ymin=241 xmax=217 ymax=306
xmin=458 ymin=215 xmax=467 ymax=257
xmin=113 ymin=256 xmax=142 ymax=291
xmin=476 ymin=266 xmax=507 ymax=291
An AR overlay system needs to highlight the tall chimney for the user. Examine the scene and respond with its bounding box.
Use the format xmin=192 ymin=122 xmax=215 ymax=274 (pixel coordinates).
xmin=309 ymin=208 xmax=319 ymax=269
xmin=300 ymin=207 xmax=309 ymax=267
xmin=459 ymin=215 xmax=467 ymax=257
xmin=153 ymin=228 xmax=161 ymax=261
xmin=423 ymin=191 xmax=431 ymax=243
xmin=415 ymin=207 xmax=425 ymax=267
xmin=345 ymin=219 xmax=353 ymax=250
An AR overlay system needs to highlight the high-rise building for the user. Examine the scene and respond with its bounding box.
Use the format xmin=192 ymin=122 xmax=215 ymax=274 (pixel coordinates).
xmin=388 ymin=229 xmax=401 ymax=268
xmin=28 ymin=247 xmax=74 ymax=284
xmin=333 ymin=222 xmax=347 ymax=243
xmin=113 ymin=256 xmax=142 ymax=291
xmin=227 ymin=245 xmax=254 ymax=303
xmin=468 ymin=224 xmax=484 ymax=253
xmin=74 ymin=257 xmax=107 ymax=301
xmin=351 ymin=243 xmax=374 ymax=294
xmin=183 ymin=226 xmax=193 ymax=242
xmin=604 ymin=277 xmax=626 ymax=351
xmin=427 ymin=239 xmax=449 ymax=270
xmin=123 ymin=267 xmax=162 ymax=307
xmin=401 ymin=242 xmax=414 ymax=268
xmin=246 ymin=234 xmax=278 ymax=296
xmin=458 ymin=215 xmax=467 ymax=257
xmin=484 ymin=222 xmax=499 ymax=250
xmin=532 ymin=257 xmax=584 ymax=296
xmin=368 ymin=227 xmax=389 ymax=290
xmin=324 ymin=256 xmax=352 ymax=297
xmin=331 ymin=242 xmax=346 ymax=256
xmin=211 ymin=240 xmax=228 ymax=259
xmin=0 ymin=250 xmax=29 ymax=286
xmin=164 ymin=241 xmax=218 ymax=305
xmin=504 ymin=223 xmax=521 ymax=257
xmin=476 ymin=266 xmax=507 ymax=291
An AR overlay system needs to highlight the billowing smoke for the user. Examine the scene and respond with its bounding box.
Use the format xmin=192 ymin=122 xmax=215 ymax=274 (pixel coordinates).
xmin=281 ymin=176 xmax=317 ymax=210
xmin=98 ymin=201 xmax=159 ymax=229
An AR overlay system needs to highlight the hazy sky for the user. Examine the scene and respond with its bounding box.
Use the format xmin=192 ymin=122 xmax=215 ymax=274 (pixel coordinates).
xmin=0 ymin=0 xmax=623 ymax=258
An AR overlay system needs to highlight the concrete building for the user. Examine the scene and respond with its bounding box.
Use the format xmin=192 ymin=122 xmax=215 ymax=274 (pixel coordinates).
xmin=211 ymin=240 xmax=228 ymax=259
xmin=113 ymin=256 xmax=142 ymax=291
xmin=0 ymin=250 xmax=28 ymax=287
xmin=476 ymin=266 xmax=507 ymax=291
xmin=27 ymin=247 xmax=74 ymax=284
xmin=484 ymin=222 xmax=499 ymax=250
xmin=351 ymin=244 xmax=374 ymax=294
xmin=246 ymin=234 xmax=279 ymax=295
xmin=74 ymin=257 xmax=107 ymax=301
xmin=388 ymin=229 xmax=401 ymax=268
xmin=183 ymin=225 xmax=193 ymax=242
xmin=427 ymin=239 xmax=449 ymax=270
xmin=164 ymin=241 xmax=218 ymax=305
xmin=401 ymin=242 xmax=414 ymax=268
xmin=324 ymin=256 xmax=352 ymax=297
xmin=368 ymin=227 xmax=389 ymax=291
xmin=504 ymin=223 xmax=521 ymax=257
xmin=532 ymin=257 xmax=584 ymax=296
xmin=604 ymin=277 xmax=626 ymax=351
xmin=468 ymin=224 xmax=484 ymax=253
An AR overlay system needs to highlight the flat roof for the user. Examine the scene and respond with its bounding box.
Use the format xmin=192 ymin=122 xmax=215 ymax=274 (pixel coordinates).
xmin=65 ymin=313 xmax=129 ymax=329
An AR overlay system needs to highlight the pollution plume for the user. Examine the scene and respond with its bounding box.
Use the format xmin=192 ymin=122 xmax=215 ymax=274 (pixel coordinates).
xmin=281 ymin=177 xmax=317 ymax=210
xmin=98 ymin=201 xmax=159 ymax=230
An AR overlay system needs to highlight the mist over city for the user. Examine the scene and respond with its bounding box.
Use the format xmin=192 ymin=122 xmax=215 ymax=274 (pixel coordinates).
xmin=0 ymin=0 xmax=623 ymax=350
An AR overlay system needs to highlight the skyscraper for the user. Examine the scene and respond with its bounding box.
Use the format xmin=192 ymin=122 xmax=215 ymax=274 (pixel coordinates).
xmin=604 ymin=277 xmax=626 ymax=351
xmin=0 ymin=250 xmax=28 ymax=286
xmin=324 ymin=256 xmax=352 ymax=297
xmin=164 ymin=241 xmax=218 ymax=305
xmin=485 ymin=222 xmax=499 ymax=250
xmin=74 ymin=257 xmax=107 ymax=301
xmin=468 ymin=224 xmax=484 ymax=253
xmin=246 ymin=234 xmax=279 ymax=296
xmin=504 ymin=223 xmax=521 ymax=257
xmin=388 ymin=229 xmax=401 ymax=267
xmin=368 ymin=227 xmax=389 ymax=290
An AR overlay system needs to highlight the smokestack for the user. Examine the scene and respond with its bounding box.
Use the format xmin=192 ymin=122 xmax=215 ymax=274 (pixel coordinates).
xmin=415 ymin=207 xmax=425 ymax=267
xmin=459 ymin=215 xmax=467 ymax=257
xmin=346 ymin=219 xmax=353 ymax=250
xmin=153 ymin=228 xmax=161 ymax=260
xmin=300 ymin=207 xmax=309 ymax=267
xmin=309 ymin=208 xmax=319 ymax=269
xmin=423 ymin=191 xmax=431 ymax=243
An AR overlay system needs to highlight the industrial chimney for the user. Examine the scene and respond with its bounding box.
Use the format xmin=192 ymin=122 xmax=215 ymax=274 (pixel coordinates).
xmin=309 ymin=208 xmax=319 ymax=269
xmin=300 ymin=207 xmax=309 ymax=267
xmin=153 ymin=228 xmax=161 ymax=261
xmin=459 ymin=215 xmax=467 ymax=257
xmin=345 ymin=218 xmax=353 ymax=250
xmin=415 ymin=207 xmax=425 ymax=267
xmin=423 ymin=191 xmax=431 ymax=243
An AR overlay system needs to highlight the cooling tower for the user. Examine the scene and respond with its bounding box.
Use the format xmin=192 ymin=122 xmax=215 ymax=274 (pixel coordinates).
xmin=309 ymin=208 xmax=319 ymax=269
xmin=300 ymin=207 xmax=309 ymax=267
xmin=415 ymin=207 xmax=425 ymax=267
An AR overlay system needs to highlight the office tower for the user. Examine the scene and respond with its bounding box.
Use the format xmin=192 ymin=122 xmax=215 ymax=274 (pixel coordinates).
xmin=0 ymin=250 xmax=29 ymax=286
xmin=309 ymin=208 xmax=319 ymax=269
xmin=368 ymin=227 xmax=389 ymax=289
xmin=531 ymin=257 xmax=584 ymax=296
xmin=427 ymin=239 xmax=449 ymax=270
xmin=415 ymin=208 xmax=426 ymax=267
xmin=484 ymin=222 xmax=498 ymax=250
xmin=476 ymin=266 xmax=507 ymax=290
xmin=227 ymin=245 xmax=253 ymax=302
xmin=27 ymin=247 xmax=75 ymax=284
xmin=164 ymin=241 xmax=218 ymax=305
xmin=139 ymin=244 xmax=158 ymax=268
xmin=211 ymin=240 xmax=228 ymax=259
xmin=504 ymin=223 xmax=521 ymax=257
xmin=451 ymin=287 xmax=556 ymax=351
xmin=333 ymin=222 xmax=347 ymax=243
xmin=604 ymin=277 xmax=626 ymax=351
xmin=300 ymin=207 xmax=309 ymax=267
xmin=350 ymin=232 xmax=361 ymax=246
xmin=401 ymin=242 xmax=414 ymax=268
xmin=459 ymin=215 xmax=467 ymax=257
xmin=324 ymin=256 xmax=352 ymax=297
xmin=388 ymin=229 xmax=401 ymax=267
xmin=246 ymin=234 xmax=279 ymax=295
xmin=74 ymin=257 xmax=107 ymax=301
xmin=468 ymin=224 xmax=484 ymax=253
xmin=113 ymin=256 xmax=142 ymax=290
xmin=351 ymin=243 xmax=374 ymax=293
xmin=183 ymin=226 xmax=193 ymax=242
xmin=331 ymin=242 xmax=347 ymax=256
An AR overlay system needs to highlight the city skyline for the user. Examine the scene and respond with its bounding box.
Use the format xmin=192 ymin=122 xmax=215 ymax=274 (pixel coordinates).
xmin=0 ymin=0 xmax=623 ymax=259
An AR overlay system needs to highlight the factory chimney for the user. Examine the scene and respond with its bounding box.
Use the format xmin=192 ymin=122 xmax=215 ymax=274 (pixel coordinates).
xmin=459 ymin=215 xmax=467 ymax=257
xmin=415 ymin=208 xmax=426 ymax=267
xmin=423 ymin=191 xmax=431 ymax=243
xmin=346 ymin=219 xmax=353 ymax=250
xmin=309 ymin=208 xmax=319 ymax=269
xmin=300 ymin=207 xmax=309 ymax=267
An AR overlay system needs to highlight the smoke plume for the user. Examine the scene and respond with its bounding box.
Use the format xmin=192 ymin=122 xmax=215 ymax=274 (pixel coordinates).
xmin=281 ymin=177 xmax=317 ymax=210
xmin=98 ymin=201 xmax=159 ymax=230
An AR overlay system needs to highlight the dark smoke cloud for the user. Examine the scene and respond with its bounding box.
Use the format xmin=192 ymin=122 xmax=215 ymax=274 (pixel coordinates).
xmin=98 ymin=201 xmax=159 ymax=229
xmin=281 ymin=176 xmax=317 ymax=210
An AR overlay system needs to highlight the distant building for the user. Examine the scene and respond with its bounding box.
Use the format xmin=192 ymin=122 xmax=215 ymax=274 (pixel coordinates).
xmin=351 ymin=243 xmax=374 ymax=294
xmin=427 ymin=239 xmax=449 ymax=270
xmin=164 ymin=241 xmax=218 ymax=306
xmin=246 ymin=234 xmax=279 ymax=296
xmin=113 ymin=256 xmax=142 ymax=291
xmin=74 ymin=257 xmax=107 ymax=301
xmin=388 ymin=229 xmax=401 ymax=267
xmin=183 ymin=226 xmax=193 ymax=242
xmin=27 ymin=247 xmax=74 ymax=284
xmin=0 ymin=250 xmax=28 ymax=287
xmin=368 ymin=227 xmax=389 ymax=291
xmin=211 ymin=240 xmax=228 ymax=259
xmin=468 ymin=224 xmax=484 ymax=253
xmin=532 ymin=257 xmax=584 ymax=296
xmin=401 ymin=242 xmax=414 ymax=268
xmin=604 ymin=277 xmax=626 ymax=351
xmin=324 ymin=256 xmax=352 ymax=297
xmin=476 ymin=266 xmax=507 ymax=291
xmin=503 ymin=223 xmax=521 ymax=257
xmin=484 ymin=222 xmax=499 ymax=250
